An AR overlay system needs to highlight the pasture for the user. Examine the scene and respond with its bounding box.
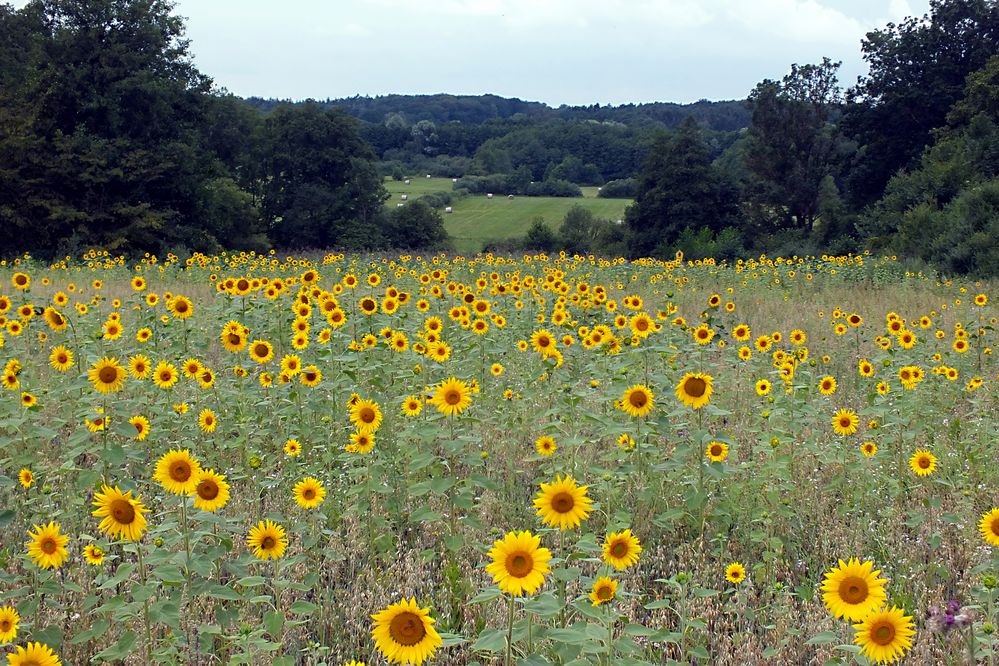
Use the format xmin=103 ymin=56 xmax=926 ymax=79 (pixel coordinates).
xmin=384 ymin=178 xmax=631 ymax=254
xmin=0 ymin=251 xmax=995 ymax=665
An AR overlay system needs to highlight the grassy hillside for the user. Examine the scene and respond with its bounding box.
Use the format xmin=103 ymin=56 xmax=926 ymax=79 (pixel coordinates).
xmin=384 ymin=178 xmax=631 ymax=254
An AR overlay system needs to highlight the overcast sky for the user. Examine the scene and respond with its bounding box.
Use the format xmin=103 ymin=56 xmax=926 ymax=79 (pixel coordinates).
xmin=12 ymin=0 xmax=932 ymax=106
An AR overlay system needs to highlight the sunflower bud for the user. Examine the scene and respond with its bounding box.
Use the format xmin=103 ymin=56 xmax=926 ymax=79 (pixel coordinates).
xmin=983 ymin=622 xmax=995 ymax=635
xmin=983 ymin=574 xmax=997 ymax=590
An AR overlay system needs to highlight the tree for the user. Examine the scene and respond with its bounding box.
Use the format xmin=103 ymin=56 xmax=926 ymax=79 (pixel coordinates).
xmin=842 ymin=0 xmax=999 ymax=207
xmin=523 ymin=217 xmax=557 ymax=251
xmin=559 ymin=205 xmax=596 ymax=254
xmin=261 ymin=103 xmax=386 ymax=249
xmin=625 ymin=117 xmax=740 ymax=258
xmin=383 ymin=200 xmax=450 ymax=250
xmin=745 ymin=58 xmax=846 ymax=233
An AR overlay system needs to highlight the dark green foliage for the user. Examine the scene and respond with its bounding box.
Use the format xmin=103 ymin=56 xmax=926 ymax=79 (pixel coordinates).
xmin=625 ymin=117 xmax=741 ymax=258
xmin=597 ymin=179 xmax=636 ymax=198
xmin=383 ymin=200 xmax=451 ymax=250
xmin=523 ymin=217 xmax=558 ymax=251
xmin=261 ymin=103 xmax=386 ymax=249
xmin=671 ymin=227 xmax=746 ymax=261
xmin=525 ymin=179 xmax=582 ymax=197
xmin=559 ymin=205 xmax=596 ymax=254
xmin=842 ymin=0 xmax=999 ymax=207
xmin=746 ymin=58 xmax=848 ymax=233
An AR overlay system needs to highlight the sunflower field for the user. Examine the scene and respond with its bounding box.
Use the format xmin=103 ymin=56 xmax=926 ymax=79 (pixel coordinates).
xmin=0 ymin=249 xmax=996 ymax=666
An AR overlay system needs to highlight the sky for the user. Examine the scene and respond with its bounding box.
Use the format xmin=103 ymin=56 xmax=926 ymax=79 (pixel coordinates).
xmin=11 ymin=0 xmax=932 ymax=106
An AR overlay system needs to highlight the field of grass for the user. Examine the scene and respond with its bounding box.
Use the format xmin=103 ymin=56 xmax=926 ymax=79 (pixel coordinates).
xmin=0 ymin=251 xmax=995 ymax=665
xmin=384 ymin=177 xmax=631 ymax=254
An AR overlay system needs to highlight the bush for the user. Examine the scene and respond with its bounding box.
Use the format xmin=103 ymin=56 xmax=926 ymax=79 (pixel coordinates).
xmin=597 ymin=178 xmax=636 ymax=198
xmin=382 ymin=200 xmax=452 ymax=250
xmin=523 ymin=217 xmax=558 ymax=251
xmin=526 ymin=179 xmax=582 ymax=197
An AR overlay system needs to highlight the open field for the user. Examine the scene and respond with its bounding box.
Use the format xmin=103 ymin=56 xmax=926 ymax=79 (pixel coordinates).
xmin=384 ymin=177 xmax=632 ymax=254
xmin=0 ymin=252 xmax=995 ymax=665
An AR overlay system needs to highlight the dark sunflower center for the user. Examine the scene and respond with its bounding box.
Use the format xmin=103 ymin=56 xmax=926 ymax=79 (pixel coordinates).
xmin=710 ymin=445 xmax=723 ymax=457
xmin=990 ymin=518 xmax=999 ymax=536
xmin=237 ymin=279 xmax=249 ymax=291
xmin=303 ymin=488 xmax=316 ymax=500
xmin=160 ymin=371 xmax=172 ymax=382
xmin=840 ymin=418 xmax=852 ymax=428
xmin=175 ymin=301 xmax=188 ymax=312
xmin=58 ymin=353 xmax=67 ymax=363
xmin=170 ymin=462 xmax=192 ymax=482
xmin=111 ymin=498 xmax=136 ymax=524
xmin=254 ymin=343 xmax=268 ymax=356
xmin=506 ymin=552 xmax=532 ymax=577
xmin=610 ymin=541 xmax=628 ymax=558
xmin=628 ymin=391 xmax=647 ymax=408
xmin=261 ymin=536 xmax=276 ymax=550
xmin=41 ymin=537 xmax=57 ymax=554
xmin=0 ymin=619 xmax=10 ymax=631
xmin=551 ymin=491 xmax=574 ymax=514
xmin=872 ymin=622 xmax=895 ymax=645
xmin=305 ymin=371 xmax=317 ymax=381
xmin=918 ymin=457 xmax=930 ymax=469
xmin=444 ymin=389 xmax=461 ymax=405
xmin=637 ymin=320 xmax=649 ymax=331
xmin=197 ymin=480 xmax=219 ymax=500
xmin=98 ymin=366 xmax=118 ymax=383
xmin=52 ymin=313 xmax=64 ymax=325
xmin=538 ymin=337 xmax=550 ymax=347
xmin=684 ymin=377 xmax=706 ymax=397
xmin=14 ymin=275 xmax=26 ymax=285
xmin=596 ymin=585 xmax=613 ymax=600
xmin=360 ymin=407 xmax=375 ymax=423
xmin=389 ymin=611 xmax=427 ymax=646
xmin=839 ymin=576 xmax=868 ymax=604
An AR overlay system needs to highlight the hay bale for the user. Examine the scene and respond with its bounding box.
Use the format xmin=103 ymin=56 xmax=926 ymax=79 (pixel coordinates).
xmin=400 ymin=194 xmax=408 ymax=201
xmin=486 ymin=193 xmax=493 ymax=199
xmin=508 ymin=194 xmax=514 ymax=199
xmin=397 ymin=203 xmax=405 ymax=207
xmin=445 ymin=207 xmax=453 ymax=213
xmin=404 ymin=179 xmax=411 ymax=185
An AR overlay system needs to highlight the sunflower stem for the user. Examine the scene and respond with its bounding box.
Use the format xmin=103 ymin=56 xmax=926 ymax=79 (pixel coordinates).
xmin=504 ymin=594 xmax=516 ymax=666
xmin=136 ymin=542 xmax=153 ymax=664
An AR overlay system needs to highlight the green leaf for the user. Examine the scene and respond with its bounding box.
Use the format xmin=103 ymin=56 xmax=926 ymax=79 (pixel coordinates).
xmin=806 ymin=630 xmax=842 ymax=645
xmin=288 ymin=600 xmax=318 ymax=616
xmin=93 ymin=630 xmax=136 ymax=660
xmin=471 ymin=628 xmax=507 ymax=651
xmin=236 ymin=575 xmax=267 ymax=588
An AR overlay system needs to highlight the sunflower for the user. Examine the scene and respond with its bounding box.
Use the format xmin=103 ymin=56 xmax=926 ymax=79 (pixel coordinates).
xmin=755 ymin=379 xmax=771 ymax=396
xmin=978 ymin=508 xmax=999 ymax=547
xmin=861 ymin=441 xmax=878 ymax=457
xmin=725 ymin=562 xmax=746 ymax=584
xmin=284 ymin=438 xmax=302 ymax=456
xmin=909 ymin=449 xmax=936 ymax=476
xmin=430 ymin=377 xmax=472 ymax=417
xmin=733 ymin=324 xmax=751 ymax=341
xmin=20 ymin=392 xmax=36 ymax=408
xmin=705 ymin=441 xmax=729 ymax=462
xmin=675 ymin=372 xmax=713 ymax=410
xmin=535 ymin=435 xmax=557 ymax=456
xmin=692 ymin=324 xmax=715 ymax=345
xmin=853 ymin=606 xmax=915 ymax=665
xmin=48 ymin=345 xmax=74 ymax=372
xmin=629 ymin=312 xmax=654 ymax=338
xmin=858 ymin=359 xmax=874 ymax=377
xmin=485 ymin=530 xmax=552 ymax=596
xmin=42 ymin=307 xmax=67 ymax=332
xmin=530 ymin=329 xmax=557 ymax=357
xmin=821 ymin=558 xmax=888 ymax=621
xmin=589 ymin=576 xmax=618 ymax=606
xmin=402 ymin=395 xmax=422 ymax=416
xmin=5 ymin=642 xmax=61 ymax=666
xmin=193 ymin=469 xmax=230 ymax=512
xmin=248 ymin=340 xmax=274 ymax=364
xmin=370 ymin=597 xmax=443 ymax=665
xmin=92 ymin=485 xmax=148 ymax=541
xmin=129 ymin=415 xmax=150 ymax=441
xmin=152 ymin=361 xmax=179 ymax=389
xmin=153 ymin=449 xmax=202 ymax=495
xmin=350 ymin=399 xmax=383 ymax=433
xmin=246 ymin=520 xmax=288 ymax=560
xmin=18 ymin=468 xmax=33 ymax=489
xmin=0 ymin=604 xmax=19 ymax=642
xmin=533 ymin=475 xmax=592 ymax=530
xmin=832 ymin=409 xmax=860 ymax=436
xmin=347 ymin=430 xmax=376 ymax=454
xmin=11 ymin=272 xmax=30 ymax=290
xmin=293 ymin=477 xmax=326 ymax=509
xmin=26 ymin=522 xmax=69 ymax=569
xmin=168 ymin=295 xmax=194 ymax=319
xmin=618 ymin=384 xmax=654 ymax=418
xmin=88 ymin=357 xmax=127 ymax=394
xmin=818 ymin=375 xmax=837 ymax=395
xmin=617 ymin=433 xmax=635 ymax=451
xmin=198 ymin=409 xmax=217 ymax=433
xmin=83 ymin=544 xmax=105 ymax=565
xmin=602 ymin=529 xmax=642 ymax=570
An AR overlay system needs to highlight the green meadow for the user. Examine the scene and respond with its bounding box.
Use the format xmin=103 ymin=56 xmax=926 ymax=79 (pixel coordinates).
xmin=384 ymin=178 xmax=631 ymax=254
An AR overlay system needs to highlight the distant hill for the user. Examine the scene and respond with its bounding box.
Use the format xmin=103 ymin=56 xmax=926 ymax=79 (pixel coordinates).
xmin=242 ymin=93 xmax=750 ymax=132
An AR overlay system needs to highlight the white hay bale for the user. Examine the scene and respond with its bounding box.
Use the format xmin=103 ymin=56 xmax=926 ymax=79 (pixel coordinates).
xmin=452 ymin=178 xmax=458 ymax=183
xmin=487 ymin=193 xmax=493 ymax=199
xmin=508 ymin=194 xmax=514 ymax=199
xmin=397 ymin=203 xmax=405 ymax=207
xmin=404 ymin=179 xmax=411 ymax=185
xmin=400 ymin=194 xmax=408 ymax=201
xmin=616 ymin=219 xmax=623 ymax=225
xmin=445 ymin=206 xmax=453 ymax=213
xmin=426 ymin=174 xmax=431 ymax=178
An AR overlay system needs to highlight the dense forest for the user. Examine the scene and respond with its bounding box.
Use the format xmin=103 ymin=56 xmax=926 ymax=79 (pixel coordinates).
xmin=1 ymin=0 xmax=998 ymax=274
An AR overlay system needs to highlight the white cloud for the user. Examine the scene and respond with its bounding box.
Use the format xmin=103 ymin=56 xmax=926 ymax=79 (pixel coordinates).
xmin=722 ymin=0 xmax=867 ymax=44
